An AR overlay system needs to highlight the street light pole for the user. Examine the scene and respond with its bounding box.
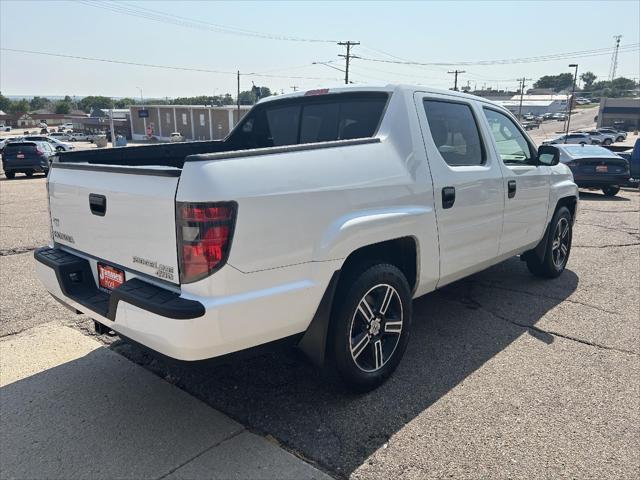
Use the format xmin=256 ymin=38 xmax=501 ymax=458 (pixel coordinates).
xmin=136 ymin=86 xmax=146 ymax=139
xmin=564 ymin=64 xmax=579 ymax=142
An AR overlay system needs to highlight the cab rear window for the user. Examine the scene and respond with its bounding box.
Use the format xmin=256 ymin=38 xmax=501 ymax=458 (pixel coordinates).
xmin=229 ymin=92 xmax=388 ymax=149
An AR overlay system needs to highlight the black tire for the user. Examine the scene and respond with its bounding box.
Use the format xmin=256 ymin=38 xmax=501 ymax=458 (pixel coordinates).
xmin=579 ymin=142 xmax=586 ymax=146
xmin=616 ymin=136 xmax=625 ymax=143
xmin=602 ymin=186 xmax=620 ymax=197
xmin=4 ymin=171 xmax=15 ymax=179
xmin=56 ymin=146 xmax=64 ymax=152
xmin=330 ymin=263 xmax=412 ymax=392
xmin=603 ymin=138 xmax=612 ymax=146
xmin=25 ymin=171 xmax=33 ymax=177
xmin=526 ymin=206 xmax=572 ymax=278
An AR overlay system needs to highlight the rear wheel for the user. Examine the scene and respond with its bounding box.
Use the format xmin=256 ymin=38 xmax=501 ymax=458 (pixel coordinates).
xmin=526 ymin=206 xmax=572 ymax=278
xmin=603 ymin=138 xmax=612 ymax=146
xmin=616 ymin=136 xmax=625 ymax=142
xmin=4 ymin=171 xmax=15 ymax=179
xmin=602 ymin=186 xmax=620 ymax=197
xmin=330 ymin=263 xmax=412 ymax=392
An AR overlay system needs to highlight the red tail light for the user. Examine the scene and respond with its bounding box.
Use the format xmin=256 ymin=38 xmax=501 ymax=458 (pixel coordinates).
xmin=176 ymin=201 xmax=237 ymax=283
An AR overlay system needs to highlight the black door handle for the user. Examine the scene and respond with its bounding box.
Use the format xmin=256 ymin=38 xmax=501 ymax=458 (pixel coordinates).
xmin=442 ymin=186 xmax=456 ymax=209
xmin=508 ymin=180 xmax=517 ymax=198
xmin=89 ymin=193 xmax=106 ymax=216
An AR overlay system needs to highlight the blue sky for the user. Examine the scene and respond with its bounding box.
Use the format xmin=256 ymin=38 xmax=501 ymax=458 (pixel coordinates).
xmin=1 ymin=0 xmax=639 ymax=98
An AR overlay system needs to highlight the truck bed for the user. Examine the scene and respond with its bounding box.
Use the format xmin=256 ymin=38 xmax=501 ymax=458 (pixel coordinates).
xmin=57 ymin=140 xmax=232 ymax=168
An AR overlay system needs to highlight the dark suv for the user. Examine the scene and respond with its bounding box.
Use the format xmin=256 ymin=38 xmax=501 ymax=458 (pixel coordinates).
xmin=2 ymin=141 xmax=55 ymax=179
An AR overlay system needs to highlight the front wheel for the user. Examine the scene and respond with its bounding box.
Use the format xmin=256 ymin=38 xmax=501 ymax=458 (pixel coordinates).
xmin=330 ymin=263 xmax=412 ymax=392
xmin=602 ymin=186 xmax=620 ymax=197
xmin=25 ymin=171 xmax=33 ymax=177
xmin=526 ymin=206 xmax=572 ymax=278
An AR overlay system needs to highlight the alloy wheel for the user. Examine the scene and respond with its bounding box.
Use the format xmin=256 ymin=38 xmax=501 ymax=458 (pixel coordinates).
xmin=349 ymin=283 xmax=403 ymax=372
xmin=551 ymin=217 xmax=570 ymax=269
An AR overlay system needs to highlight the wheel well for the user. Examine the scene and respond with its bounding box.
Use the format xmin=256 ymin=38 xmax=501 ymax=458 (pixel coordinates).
xmin=556 ymin=196 xmax=577 ymax=219
xmin=340 ymin=237 xmax=418 ymax=292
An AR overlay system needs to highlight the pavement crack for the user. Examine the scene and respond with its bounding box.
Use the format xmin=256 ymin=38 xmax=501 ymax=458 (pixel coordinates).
xmin=573 ymin=242 xmax=640 ymax=248
xmin=0 ymin=246 xmax=39 ymax=256
xmin=576 ymin=221 xmax=639 ymax=237
xmin=476 ymin=282 xmax=620 ymax=315
xmin=442 ymin=288 xmax=638 ymax=357
xmin=155 ymin=428 xmax=245 ymax=480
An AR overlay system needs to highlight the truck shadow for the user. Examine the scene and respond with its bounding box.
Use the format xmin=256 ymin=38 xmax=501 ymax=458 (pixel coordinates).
xmin=109 ymin=257 xmax=579 ymax=477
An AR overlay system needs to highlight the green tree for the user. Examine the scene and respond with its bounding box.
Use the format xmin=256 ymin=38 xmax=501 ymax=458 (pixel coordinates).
xmin=77 ymin=96 xmax=113 ymax=112
xmin=580 ymin=72 xmax=597 ymax=89
xmin=0 ymin=93 xmax=11 ymax=112
xmin=54 ymin=101 xmax=71 ymax=114
xmin=9 ymin=99 xmax=29 ymax=113
xmin=114 ymin=97 xmax=137 ymax=108
xmin=533 ymin=73 xmax=574 ymax=92
xmin=29 ymin=96 xmax=51 ymax=111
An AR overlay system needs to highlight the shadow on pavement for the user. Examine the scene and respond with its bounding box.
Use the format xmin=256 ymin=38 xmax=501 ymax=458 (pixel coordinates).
xmin=578 ymin=191 xmax=630 ymax=201
xmin=109 ymin=257 xmax=579 ymax=477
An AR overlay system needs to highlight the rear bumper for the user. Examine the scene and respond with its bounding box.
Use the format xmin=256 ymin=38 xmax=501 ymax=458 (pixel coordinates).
xmin=3 ymin=159 xmax=48 ymax=172
xmin=35 ymin=246 xmax=335 ymax=361
xmin=574 ymin=173 xmax=629 ymax=188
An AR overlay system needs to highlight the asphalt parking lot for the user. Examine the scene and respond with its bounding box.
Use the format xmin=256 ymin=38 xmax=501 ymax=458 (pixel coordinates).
xmin=1 ymin=175 xmax=638 ymax=479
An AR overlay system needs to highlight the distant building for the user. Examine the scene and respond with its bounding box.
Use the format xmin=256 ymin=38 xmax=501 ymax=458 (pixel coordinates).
xmin=0 ymin=112 xmax=68 ymax=127
xmin=129 ymin=105 xmax=251 ymax=141
xmin=67 ymin=108 xmax=132 ymax=138
xmin=497 ymin=94 xmax=572 ymax=116
xmin=597 ymin=98 xmax=640 ymax=130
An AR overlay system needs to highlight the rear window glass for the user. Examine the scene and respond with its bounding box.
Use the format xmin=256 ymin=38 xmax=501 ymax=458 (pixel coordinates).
xmin=230 ymin=92 xmax=387 ymax=149
xmin=4 ymin=143 xmax=37 ymax=152
xmin=423 ymin=100 xmax=485 ymax=166
xmin=562 ymin=145 xmax=618 ymax=158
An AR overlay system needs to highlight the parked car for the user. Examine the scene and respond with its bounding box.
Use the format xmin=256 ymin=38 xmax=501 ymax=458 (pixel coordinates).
xmin=1 ymin=125 xmax=11 ymax=132
xmin=597 ymin=128 xmax=627 ymax=143
xmin=555 ymin=144 xmax=630 ymax=196
xmin=575 ymin=98 xmax=591 ymax=105
xmin=23 ymin=135 xmax=75 ymax=152
xmin=613 ymin=139 xmax=640 ymax=188
xmin=552 ymin=112 xmax=568 ymax=121
xmin=542 ymin=133 xmax=594 ymax=145
xmin=542 ymin=113 xmax=554 ymax=120
xmin=169 ymin=132 xmax=184 ymax=142
xmin=2 ymin=141 xmax=55 ymax=179
xmin=48 ymin=132 xmax=73 ymax=141
xmin=0 ymin=136 xmax=23 ymax=153
xmin=574 ymin=130 xmax=616 ymax=146
xmin=35 ymin=85 xmax=578 ymax=391
xmin=68 ymin=132 xmax=92 ymax=142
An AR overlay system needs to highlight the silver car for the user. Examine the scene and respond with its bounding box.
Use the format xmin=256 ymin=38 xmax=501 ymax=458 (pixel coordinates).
xmin=543 ymin=133 xmax=594 ymax=145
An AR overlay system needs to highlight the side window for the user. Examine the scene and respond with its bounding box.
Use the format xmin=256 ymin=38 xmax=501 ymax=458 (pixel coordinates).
xmin=483 ymin=108 xmax=535 ymax=165
xmin=423 ymin=100 xmax=485 ymax=166
xmin=300 ymin=103 xmax=339 ymax=143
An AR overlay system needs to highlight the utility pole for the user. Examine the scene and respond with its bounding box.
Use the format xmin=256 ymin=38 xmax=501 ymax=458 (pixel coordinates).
xmin=338 ymin=41 xmax=360 ymax=85
xmin=236 ymin=70 xmax=240 ymax=126
xmin=517 ymin=77 xmax=532 ymax=120
xmin=109 ymin=98 xmax=116 ymax=147
xmin=447 ymin=70 xmax=465 ymax=91
xmin=290 ymin=86 xmax=298 ymax=92
xmin=564 ymin=64 xmax=579 ymax=141
xmin=609 ymin=35 xmax=622 ymax=81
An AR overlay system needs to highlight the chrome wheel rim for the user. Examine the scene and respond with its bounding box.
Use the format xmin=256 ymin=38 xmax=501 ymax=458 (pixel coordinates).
xmin=551 ymin=217 xmax=570 ymax=269
xmin=349 ymin=284 xmax=403 ymax=373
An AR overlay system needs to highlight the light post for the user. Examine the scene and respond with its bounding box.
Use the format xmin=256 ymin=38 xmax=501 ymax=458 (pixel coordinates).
xmin=136 ymin=86 xmax=146 ymax=139
xmin=564 ymin=64 xmax=579 ymax=142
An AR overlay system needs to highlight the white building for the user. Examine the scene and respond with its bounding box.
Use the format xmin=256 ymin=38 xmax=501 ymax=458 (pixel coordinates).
xmin=498 ymin=94 xmax=571 ymax=116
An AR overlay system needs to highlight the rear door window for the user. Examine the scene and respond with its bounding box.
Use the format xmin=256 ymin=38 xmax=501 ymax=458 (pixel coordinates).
xmin=423 ymin=99 xmax=485 ymax=166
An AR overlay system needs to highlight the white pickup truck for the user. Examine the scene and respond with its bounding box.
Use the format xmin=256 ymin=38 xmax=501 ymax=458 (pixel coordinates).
xmin=36 ymin=85 xmax=578 ymax=391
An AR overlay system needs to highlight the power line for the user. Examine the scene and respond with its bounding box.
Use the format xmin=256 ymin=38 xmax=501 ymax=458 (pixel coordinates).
xmin=353 ymin=44 xmax=640 ymax=67
xmin=78 ymin=0 xmax=338 ymax=43
xmin=0 ymin=48 xmax=342 ymax=81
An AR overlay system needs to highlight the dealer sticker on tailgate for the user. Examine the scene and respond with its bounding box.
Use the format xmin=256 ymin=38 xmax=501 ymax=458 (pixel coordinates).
xmin=98 ymin=263 xmax=125 ymax=291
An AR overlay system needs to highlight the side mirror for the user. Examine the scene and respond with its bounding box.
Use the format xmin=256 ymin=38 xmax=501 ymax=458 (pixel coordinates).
xmin=537 ymin=145 xmax=559 ymax=166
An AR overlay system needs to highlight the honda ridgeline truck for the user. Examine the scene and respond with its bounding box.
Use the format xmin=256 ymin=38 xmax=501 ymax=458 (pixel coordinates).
xmin=35 ymin=85 xmax=578 ymax=391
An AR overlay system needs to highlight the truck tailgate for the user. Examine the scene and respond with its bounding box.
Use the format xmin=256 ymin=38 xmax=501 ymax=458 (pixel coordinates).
xmin=48 ymin=165 xmax=181 ymax=284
